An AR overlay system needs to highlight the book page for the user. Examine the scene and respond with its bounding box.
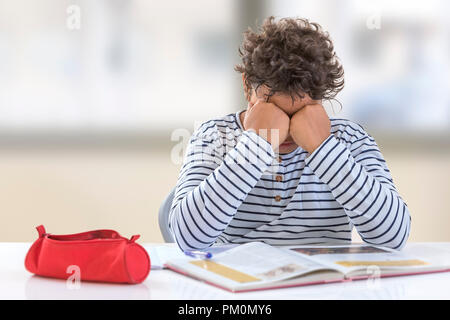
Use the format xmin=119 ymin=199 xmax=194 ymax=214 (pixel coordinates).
xmin=167 ymin=242 xmax=333 ymax=290
xmin=148 ymin=243 xmax=238 ymax=269
xmin=286 ymin=244 xmax=430 ymax=275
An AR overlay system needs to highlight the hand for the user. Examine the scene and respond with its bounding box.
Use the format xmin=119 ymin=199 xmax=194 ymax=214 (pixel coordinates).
xmin=243 ymin=100 xmax=290 ymax=150
xmin=289 ymin=104 xmax=331 ymax=154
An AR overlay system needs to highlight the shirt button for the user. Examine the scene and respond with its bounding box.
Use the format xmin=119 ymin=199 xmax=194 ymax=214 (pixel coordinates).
xmin=277 ymin=156 xmax=282 ymax=163
xmin=275 ymin=175 xmax=283 ymax=182
xmin=274 ymin=195 xmax=282 ymax=202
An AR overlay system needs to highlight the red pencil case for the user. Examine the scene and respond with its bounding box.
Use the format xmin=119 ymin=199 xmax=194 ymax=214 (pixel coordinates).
xmin=25 ymin=225 xmax=150 ymax=284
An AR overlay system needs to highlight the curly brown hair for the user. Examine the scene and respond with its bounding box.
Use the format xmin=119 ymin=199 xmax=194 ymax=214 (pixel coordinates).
xmin=235 ymin=16 xmax=344 ymax=102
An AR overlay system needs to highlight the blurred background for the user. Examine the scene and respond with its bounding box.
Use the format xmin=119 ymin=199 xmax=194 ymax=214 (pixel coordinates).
xmin=0 ymin=0 xmax=449 ymax=243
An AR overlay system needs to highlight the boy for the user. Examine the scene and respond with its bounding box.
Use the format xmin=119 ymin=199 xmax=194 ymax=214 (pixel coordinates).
xmin=169 ymin=17 xmax=411 ymax=251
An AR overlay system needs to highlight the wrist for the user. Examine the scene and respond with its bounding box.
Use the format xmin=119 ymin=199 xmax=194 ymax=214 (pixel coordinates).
xmin=242 ymin=130 xmax=276 ymax=160
xmin=307 ymin=135 xmax=330 ymax=154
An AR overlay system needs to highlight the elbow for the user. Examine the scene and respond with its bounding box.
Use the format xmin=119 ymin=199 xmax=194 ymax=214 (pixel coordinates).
xmin=360 ymin=212 xmax=411 ymax=251
xmin=169 ymin=210 xmax=215 ymax=252
xmin=393 ymin=207 xmax=411 ymax=251
xmin=394 ymin=214 xmax=411 ymax=251
xmin=173 ymin=232 xmax=214 ymax=253
xmin=379 ymin=215 xmax=412 ymax=251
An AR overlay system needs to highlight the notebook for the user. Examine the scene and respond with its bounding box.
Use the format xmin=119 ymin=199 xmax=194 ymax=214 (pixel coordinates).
xmin=165 ymin=242 xmax=450 ymax=293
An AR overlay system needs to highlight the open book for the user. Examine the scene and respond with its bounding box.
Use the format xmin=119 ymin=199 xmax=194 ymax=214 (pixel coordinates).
xmin=165 ymin=242 xmax=450 ymax=293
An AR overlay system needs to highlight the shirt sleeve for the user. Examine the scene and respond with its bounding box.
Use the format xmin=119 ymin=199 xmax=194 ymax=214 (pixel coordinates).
xmin=169 ymin=127 xmax=275 ymax=252
xmin=304 ymin=132 xmax=411 ymax=250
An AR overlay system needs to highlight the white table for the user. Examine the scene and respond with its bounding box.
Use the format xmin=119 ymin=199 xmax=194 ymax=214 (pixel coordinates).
xmin=1 ymin=242 xmax=450 ymax=300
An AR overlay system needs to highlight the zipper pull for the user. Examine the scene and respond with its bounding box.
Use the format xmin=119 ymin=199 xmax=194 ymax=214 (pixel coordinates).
xmin=36 ymin=225 xmax=47 ymax=238
xmin=129 ymin=235 xmax=140 ymax=243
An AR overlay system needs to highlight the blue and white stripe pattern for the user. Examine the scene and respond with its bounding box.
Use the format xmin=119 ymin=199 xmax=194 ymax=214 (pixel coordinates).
xmin=169 ymin=111 xmax=411 ymax=251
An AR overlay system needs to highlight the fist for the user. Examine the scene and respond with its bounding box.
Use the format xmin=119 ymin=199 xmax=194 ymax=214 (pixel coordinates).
xmin=243 ymin=100 xmax=290 ymax=150
xmin=289 ymin=104 xmax=331 ymax=154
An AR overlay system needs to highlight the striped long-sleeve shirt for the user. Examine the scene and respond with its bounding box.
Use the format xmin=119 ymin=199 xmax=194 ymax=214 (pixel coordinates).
xmin=169 ymin=111 xmax=411 ymax=251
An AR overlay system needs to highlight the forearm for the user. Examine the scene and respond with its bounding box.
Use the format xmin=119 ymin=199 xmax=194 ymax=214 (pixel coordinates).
xmin=305 ymin=135 xmax=411 ymax=250
xmin=169 ymin=130 xmax=275 ymax=251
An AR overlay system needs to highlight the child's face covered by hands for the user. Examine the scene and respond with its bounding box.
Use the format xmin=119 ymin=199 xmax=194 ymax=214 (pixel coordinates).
xmin=244 ymin=85 xmax=329 ymax=154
